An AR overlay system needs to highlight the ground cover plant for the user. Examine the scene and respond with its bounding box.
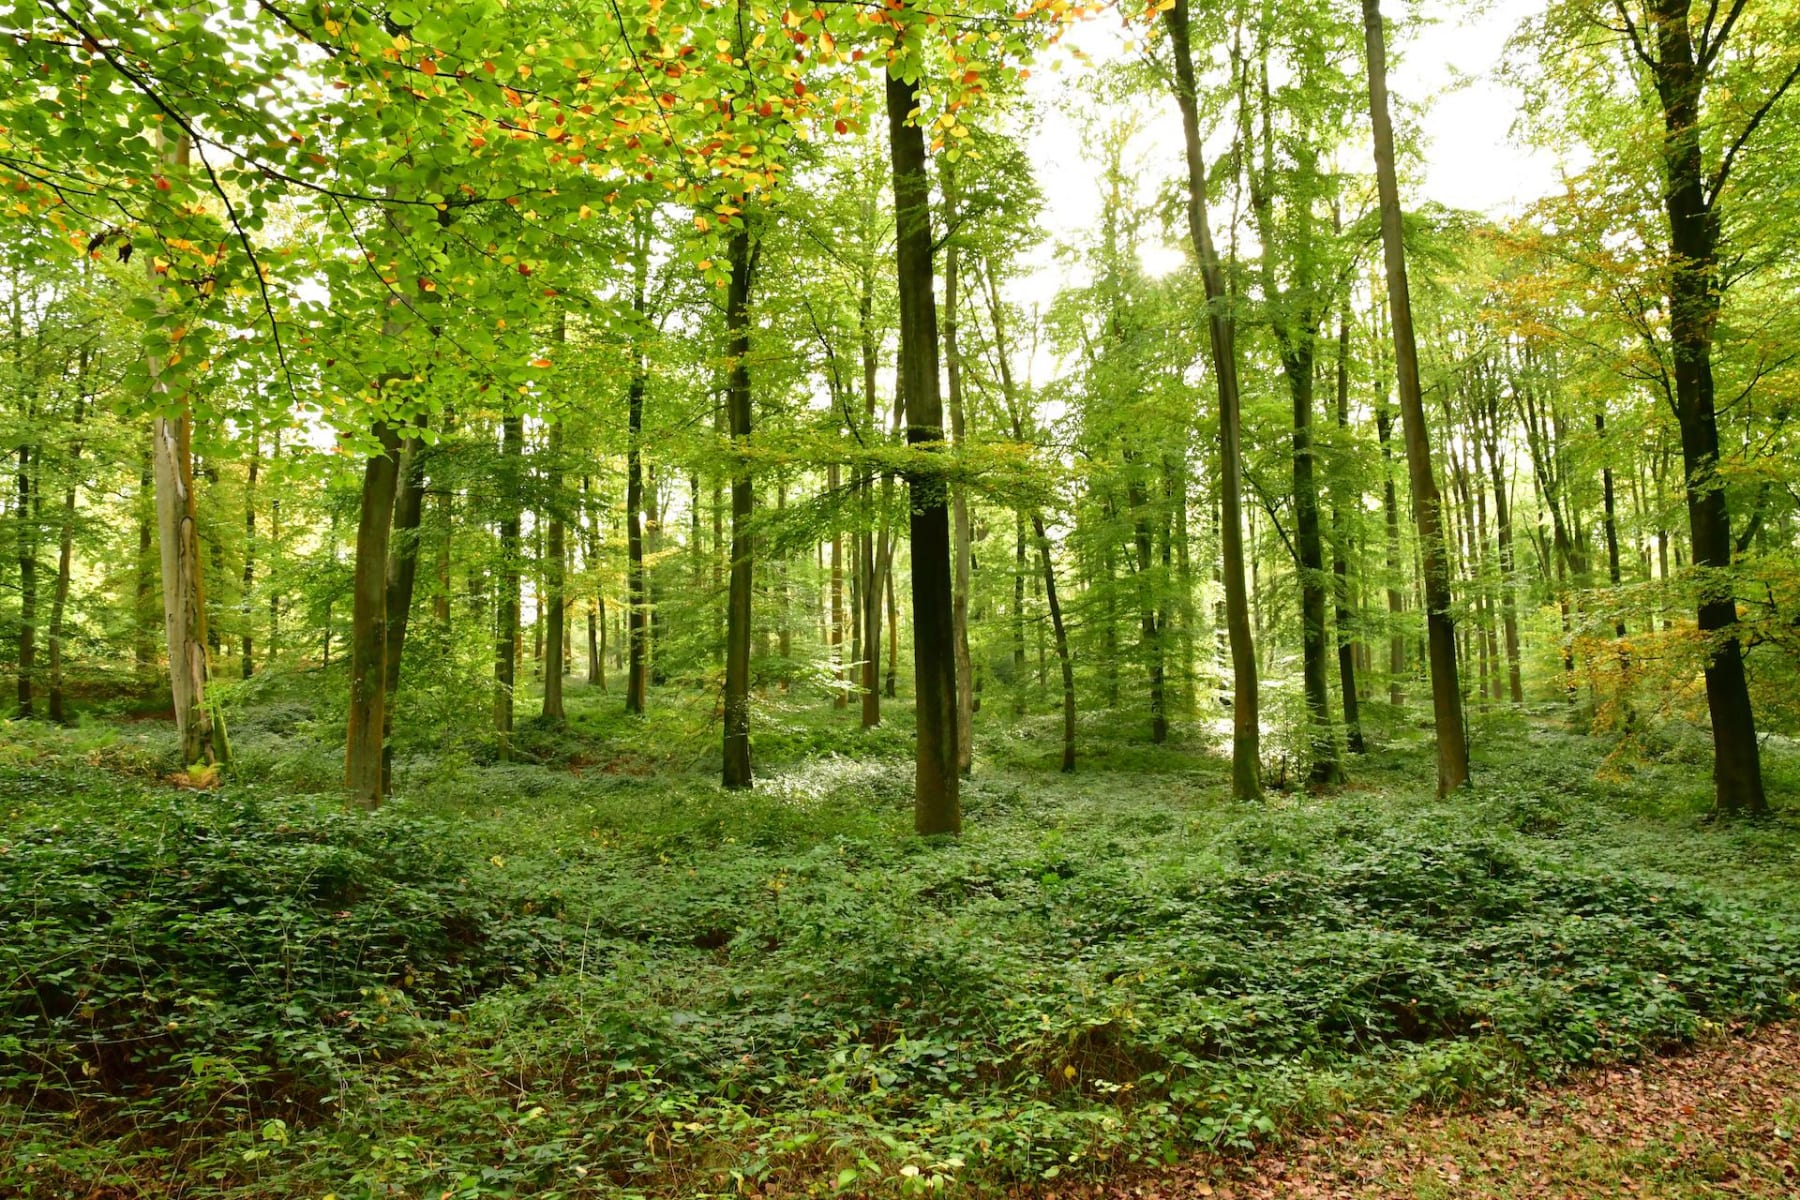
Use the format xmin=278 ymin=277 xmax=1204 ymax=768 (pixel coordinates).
xmin=4 ymin=686 xmax=1797 ymax=1197
xmin=5 ymin=0 xmax=1800 ymax=1195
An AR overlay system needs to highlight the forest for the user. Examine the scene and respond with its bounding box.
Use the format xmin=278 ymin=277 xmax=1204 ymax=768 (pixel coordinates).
xmin=3 ymin=0 xmax=1799 ymax=1196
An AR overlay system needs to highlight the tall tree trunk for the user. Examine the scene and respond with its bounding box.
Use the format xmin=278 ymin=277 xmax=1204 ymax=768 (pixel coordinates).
xmin=722 ymin=224 xmax=758 ymax=789
xmin=46 ymin=390 xmax=86 ymax=725
xmin=381 ymin=421 xmax=428 ymax=795
xmin=1330 ymin=308 xmax=1366 ymax=752
xmin=1165 ymin=0 xmax=1260 ymax=800
xmin=943 ymin=167 xmax=976 ymax=774
xmin=1033 ymin=512 xmax=1077 ymax=773
xmin=13 ymin=440 xmax=34 ymax=720
xmin=542 ymin=421 xmax=567 ymax=726
xmin=135 ymin=449 xmax=155 ymax=679
xmin=625 ymin=218 xmax=651 ymax=716
xmin=830 ymin=461 xmax=847 ymax=709
xmin=1128 ymin=457 xmax=1168 ymax=744
xmin=1286 ymin=344 xmax=1343 ymax=783
xmin=1363 ymin=0 xmax=1468 ymax=794
xmin=494 ymin=413 xmax=522 ymax=750
xmin=1641 ymin=0 xmax=1765 ymax=812
xmin=886 ymin=59 xmax=960 ymax=835
xmin=241 ymin=421 xmax=258 ymax=677
xmin=345 ymin=423 xmax=402 ymax=807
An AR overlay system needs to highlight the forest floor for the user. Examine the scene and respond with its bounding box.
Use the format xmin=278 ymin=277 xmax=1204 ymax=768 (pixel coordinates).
xmin=1082 ymin=1022 xmax=1800 ymax=1198
xmin=4 ymin=676 xmax=1800 ymax=1198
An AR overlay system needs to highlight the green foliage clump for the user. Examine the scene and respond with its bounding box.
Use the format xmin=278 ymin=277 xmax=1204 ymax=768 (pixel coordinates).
xmin=3 ymin=696 xmax=1797 ymax=1199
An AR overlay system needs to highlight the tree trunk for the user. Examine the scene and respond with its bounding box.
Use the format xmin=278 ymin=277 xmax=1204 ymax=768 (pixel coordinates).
xmin=1164 ymin=0 xmax=1260 ymax=800
xmin=1363 ymin=0 xmax=1468 ymax=794
xmin=830 ymin=461 xmax=847 ymax=708
xmin=240 ymin=422 xmax=258 ymax=678
xmin=1330 ymin=308 xmax=1366 ymax=752
xmin=542 ymin=422 xmax=567 ymax=726
xmin=1034 ymin=512 xmax=1077 ymax=772
xmin=46 ymin=391 xmax=86 ymax=725
xmin=492 ymin=412 xmax=523 ymax=751
xmin=345 ymin=422 xmax=402 ymax=807
xmin=723 ymin=224 xmax=758 ymax=789
xmin=625 ymin=219 xmax=651 ymax=716
xmin=380 ymin=421 xmax=428 ymax=795
xmin=13 ymin=440 xmax=34 ymax=720
xmin=943 ymin=168 xmax=976 ymax=774
xmin=886 ymin=59 xmax=961 ymax=835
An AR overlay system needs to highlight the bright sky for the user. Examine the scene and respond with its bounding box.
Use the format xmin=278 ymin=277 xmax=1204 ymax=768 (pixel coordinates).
xmin=1014 ymin=0 xmax=1558 ymax=309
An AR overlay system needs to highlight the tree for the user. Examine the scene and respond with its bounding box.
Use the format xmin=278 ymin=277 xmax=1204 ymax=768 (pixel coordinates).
xmin=1163 ymin=0 xmax=1262 ymax=801
xmin=1362 ymin=0 xmax=1470 ymax=796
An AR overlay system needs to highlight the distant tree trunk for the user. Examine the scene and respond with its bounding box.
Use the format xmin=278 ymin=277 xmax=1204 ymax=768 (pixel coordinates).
xmin=542 ymin=423 xmax=567 ymax=726
xmin=1034 ymin=513 xmax=1077 ymax=772
xmin=625 ymin=219 xmax=651 ymax=716
xmin=135 ymin=450 xmax=155 ymax=679
xmin=13 ymin=439 xmax=34 ymax=720
xmin=241 ymin=422 xmax=258 ymax=678
xmin=583 ymin=475 xmax=604 ymax=688
xmin=886 ymin=59 xmax=960 ymax=835
xmin=1165 ymin=0 xmax=1260 ymax=800
xmin=830 ymin=461 xmax=847 ymax=708
xmin=47 ymin=391 xmax=87 ymax=725
xmin=494 ymin=413 xmax=523 ymax=751
xmin=268 ymin=429 xmax=283 ymax=665
xmin=885 ymin=550 xmax=899 ymax=700
xmin=1478 ymin=378 xmax=1525 ymax=704
xmin=1128 ymin=458 xmax=1168 ymax=744
xmin=1375 ymin=392 xmax=1407 ymax=706
xmin=1364 ymin=0 xmax=1468 ymax=794
xmin=722 ymin=224 xmax=759 ymax=790
xmin=345 ymin=422 xmax=403 ymax=808
xmin=943 ymin=166 xmax=976 ymax=774
xmin=380 ymin=420 xmax=427 ymax=795
xmin=1330 ymin=308 xmax=1366 ymax=752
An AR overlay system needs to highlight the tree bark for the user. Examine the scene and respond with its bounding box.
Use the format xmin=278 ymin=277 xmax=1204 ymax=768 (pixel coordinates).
xmin=886 ymin=59 xmax=960 ymax=835
xmin=943 ymin=167 xmax=976 ymax=774
xmin=625 ymin=216 xmax=651 ymax=716
xmin=494 ymin=413 xmax=522 ymax=751
xmin=1164 ymin=0 xmax=1260 ymax=800
xmin=380 ymin=420 xmax=428 ymax=794
xmin=1034 ymin=513 xmax=1077 ymax=773
xmin=1363 ymin=0 xmax=1469 ymax=794
xmin=722 ymin=224 xmax=758 ymax=789
xmin=345 ymin=422 xmax=402 ymax=807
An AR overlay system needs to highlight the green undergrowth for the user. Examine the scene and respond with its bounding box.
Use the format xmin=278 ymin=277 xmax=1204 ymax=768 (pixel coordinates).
xmin=3 ymin=686 xmax=1798 ymax=1198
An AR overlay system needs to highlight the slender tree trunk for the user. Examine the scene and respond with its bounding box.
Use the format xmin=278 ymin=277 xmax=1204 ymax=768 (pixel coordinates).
xmin=830 ymin=461 xmax=847 ymax=709
xmin=1165 ymin=0 xmax=1260 ymax=800
xmin=13 ymin=440 xmax=34 ymax=719
xmin=240 ymin=423 xmax=258 ymax=678
xmin=1128 ymin=458 xmax=1168 ymax=744
xmin=378 ymin=422 xmax=427 ymax=795
xmin=1033 ymin=513 xmax=1077 ymax=772
xmin=543 ymin=424 xmax=567 ymax=725
xmin=943 ymin=168 xmax=976 ymax=773
xmin=1330 ymin=309 xmax=1366 ymax=751
xmin=494 ymin=413 xmax=522 ymax=751
xmin=723 ymin=225 xmax=758 ymax=789
xmin=625 ymin=223 xmax=651 ymax=716
xmin=886 ymin=59 xmax=961 ymax=834
xmin=345 ymin=423 xmax=402 ymax=807
xmin=1363 ymin=0 xmax=1468 ymax=794
xmin=46 ymin=391 xmax=86 ymax=725
xmin=134 ymin=450 xmax=155 ymax=679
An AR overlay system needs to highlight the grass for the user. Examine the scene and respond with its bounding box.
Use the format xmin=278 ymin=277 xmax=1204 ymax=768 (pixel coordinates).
xmin=3 ymin=678 xmax=1798 ymax=1198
